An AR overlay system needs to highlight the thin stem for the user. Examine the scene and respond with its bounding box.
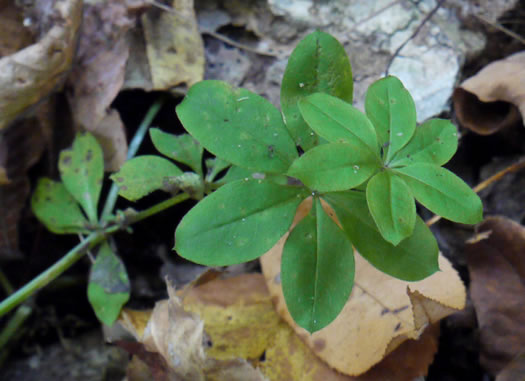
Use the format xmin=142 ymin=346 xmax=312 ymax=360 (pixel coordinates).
xmin=426 ymin=158 xmax=525 ymax=227
xmin=129 ymin=193 xmax=190 ymax=224
xmin=0 ymin=268 xmax=13 ymax=295
xmin=0 ymin=305 xmax=31 ymax=349
xmin=101 ymin=97 xmax=166 ymax=220
xmin=0 ymin=232 xmax=104 ymax=317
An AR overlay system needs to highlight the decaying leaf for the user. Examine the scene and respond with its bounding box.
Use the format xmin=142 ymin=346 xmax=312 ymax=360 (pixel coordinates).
xmin=453 ymin=52 xmax=525 ymax=135
xmin=122 ymin=274 xmax=440 ymax=381
xmin=124 ymin=0 xmax=205 ymax=91
xmin=260 ymin=199 xmax=466 ymax=376
xmin=466 ymin=216 xmax=525 ymax=375
xmin=66 ymin=0 xmax=141 ymax=171
xmin=0 ymin=0 xmax=82 ymax=130
xmin=0 ymin=115 xmax=51 ymax=259
xmin=0 ymin=1 xmax=33 ymax=58
xmin=120 ymin=281 xmax=267 ymax=381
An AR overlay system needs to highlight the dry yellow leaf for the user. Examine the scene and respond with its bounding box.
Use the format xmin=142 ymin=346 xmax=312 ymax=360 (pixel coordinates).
xmin=260 ymin=199 xmax=466 ymax=376
xmin=142 ymin=0 xmax=205 ymax=90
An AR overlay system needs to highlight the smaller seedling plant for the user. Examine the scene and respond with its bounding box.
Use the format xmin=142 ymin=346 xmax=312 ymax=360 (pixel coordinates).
xmin=0 ymin=31 xmax=482 ymax=335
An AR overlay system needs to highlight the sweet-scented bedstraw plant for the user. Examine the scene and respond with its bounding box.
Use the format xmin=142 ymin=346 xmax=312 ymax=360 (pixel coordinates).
xmin=12 ymin=30 xmax=481 ymax=334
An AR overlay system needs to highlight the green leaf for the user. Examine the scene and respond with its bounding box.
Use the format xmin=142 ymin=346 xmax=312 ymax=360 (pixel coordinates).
xmin=298 ymin=93 xmax=379 ymax=155
xmin=281 ymin=30 xmax=353 ymax=150
xmin=205 ymin=157 xmax=231 ymax=182
xmin=175 ymin=179 xmax=308 ymax=266
xmin=324 ymin=191 xmax=439 ymax=281
xmin=110 ymin=155 xmax=183 ymax=201
xmin=389 ymin=118 xmax=458 ymax=167
xmin=282 ymin=198 xmax=354 ymax=333
xmin=58 ymin=132 xmax=104 ymax=223
xmin=87 ymin=242 xmax=130 ymax=326
xmin=394 ymin=163 xmax=483 ymax=224
xmin=150 ymin=129 xmax=204 ymax=176
xmin=176 ymin=80 xmax=298 ymax=174
xmin=287 ymin=142 xmax=380 ymax=192
xmin=366 ymin=171 xmax=415 ymax=245
xmin=365 ymin=76 xmax=416 ymax=162
xmin=218 ymin=165 xmax=257 ymax=184
xmin=31 ymin=178 xmax=90 ymax=234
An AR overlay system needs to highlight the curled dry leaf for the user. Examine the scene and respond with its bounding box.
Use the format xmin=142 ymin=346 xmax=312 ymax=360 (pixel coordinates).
xmin=122 ymin=273 xmax=439 ymax=381
xmin=0 ymin=0 xmax=82 ymax=130
xmin=453 ymin=52 xmax=525 ymax=135
xmin=120 ymin=281 xmax=267 ymax=381
xmin=466 ymin=216 xmax=525 ymax=375
xmin=260 ymin=199 xmax=466 ymax=376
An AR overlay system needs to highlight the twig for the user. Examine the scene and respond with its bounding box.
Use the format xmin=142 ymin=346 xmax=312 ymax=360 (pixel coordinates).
xmin=426 ymin=158 xmax=525 ymax=227
xmin=385 ymin=0 xmax=445 ymax=76
xmin=474 ymin=13 xmax=525 ymax=46
xmin=101 ymin=97 xmax=165 ymax=220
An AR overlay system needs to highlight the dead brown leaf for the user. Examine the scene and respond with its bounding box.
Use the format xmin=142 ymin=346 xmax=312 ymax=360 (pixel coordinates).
xmin=0 ymin=113 xmax=51 ymax=260
xmin=496 ymin=352 xmax=525 ymax=381
xmin=466 ymin=216 xmax=525 ymax=375
xmin=260 ymin=198 xmax=466 ymax=376
xmin=453 ymin=51 xmax=525 ymax=135
xmin=0 ymin=0 xmax=82 ymax=130
xmin=0 ymin=1 xmax=34 ymax=57
xmin=66 ymin=0 xmax=142 ymax=171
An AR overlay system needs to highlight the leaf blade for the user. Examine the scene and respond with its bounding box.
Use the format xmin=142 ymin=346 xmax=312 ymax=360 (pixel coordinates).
xmin=366 ymin=171 xmax=416 ymax=245
xmin=110 ymin=155 xmax=183 ymax=201
xmin=365 ymin=76 xmax=416 ymax=162
xmin=59 ymin=132 xmax=104 ymax=223
xmin=298 ymin=92 xmax=379 ymax=155
xmin=175 ymin=180 xmax=308 ymax=265
xmin=394 ymin=163 xmax=483 ymax=224
xmin=287 ymin=142 xmax=380 ymax=192
xmin=150 ymin=129 xmax=204 ymax=175
xmin=324 ymin=191 xmax=439 ymax=281
xmin=88 ymin=242 xmax=130 ymax=326
xmin=390 ymin=118 xmax=458 ymax=167
xmin=31 ymin=178 xmax=90 ymax=234
xmin=281 ymin=30 xmax=353 ymax=150
xmin=176 ymin=80 xmax=297 ymax=174
xmin=282 ymin=198 xmax=354 ymax=333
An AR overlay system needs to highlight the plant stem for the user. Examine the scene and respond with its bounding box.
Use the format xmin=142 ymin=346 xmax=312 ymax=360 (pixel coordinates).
xmin=129 ymin=193 xmax=190 ymax=224
xmin=101 ymin=97 xmax=166 ymax=220
xmin=0 ymin=268 xmax=13 ymax=295
xmin=0 ymin=232 xmax=103 ymax=318
xmin=0 ymin=305 xmax=31 ymax=349
xmin=0 ymin=192 xmax=190 ymax=318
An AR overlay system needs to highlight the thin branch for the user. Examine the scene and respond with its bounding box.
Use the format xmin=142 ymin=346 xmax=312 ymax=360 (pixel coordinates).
xmin=385 ymin=0 xmax=445 ymax=76
xmin=474 ymin=13 xmax=525 ymax=46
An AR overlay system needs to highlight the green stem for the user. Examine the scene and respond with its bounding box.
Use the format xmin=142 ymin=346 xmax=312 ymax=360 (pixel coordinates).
xmin=0 ymin=305 xmax=31 ymax=349
xmin=101 ymin=97 xmax=166 ymax=220
xmin=0 ymin=268 xmax=13 ymax=295
xmin=0 ymin=232 xmax=104 ymax=317
xmin=129 ymin=193 xmax=190 ymax=224
xmin=0 ymin=192 xmax=189 ymax=318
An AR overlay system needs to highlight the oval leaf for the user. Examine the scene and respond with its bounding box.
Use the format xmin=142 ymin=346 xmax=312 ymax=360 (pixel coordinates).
xmin=394 ymin=163 xmax=483 ymax=224
xmin=282 ymin=198 xmax=354 ymax=333
xmin=324 ymin=191 xmax=439 ymax=281
xmin=175 ymin=179 xmax=308 ymax=266
xmin=88 ymin=242 xmax=130 ymax=325
xmin=366 ymin=171 xmax=416 ymax=245
xmin=59 ymin=132 xmax=104 ymax=223
xmin=390 ymin=119 xmax=458 ymax=167
xmin=298 ymin=93 xmax=379 ymax=155
xmin=281 ymin=30 xmax=353 ymax=150
xmin=365 ymin=76 xmax=416 ymax=162
xmin=31 ymin=178 xmax=89 ymax=234
xmin=287 ymin=142 xmax=380 ymax=192
xmin=176 ymin=80 xmax=297 ymax=174
xmin=110 ymin=155 xmax=183 ymax=201
xmin=150 ymin=129 xmax=203 ymax=175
